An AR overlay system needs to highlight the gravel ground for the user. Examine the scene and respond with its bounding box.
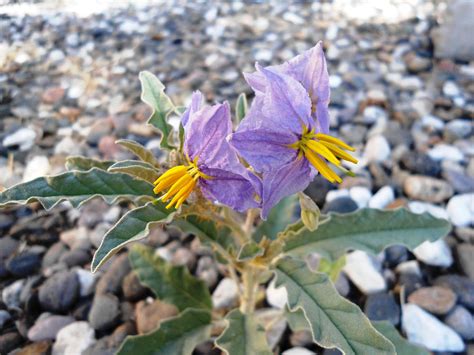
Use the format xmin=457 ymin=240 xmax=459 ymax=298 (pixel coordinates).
xmin=0 ymin=1 xmax=473 ymax=354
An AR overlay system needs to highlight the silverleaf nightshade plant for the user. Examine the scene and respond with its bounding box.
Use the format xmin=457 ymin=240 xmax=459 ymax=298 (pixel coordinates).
xmin=0 ymin=43 xmax=449 ymax=355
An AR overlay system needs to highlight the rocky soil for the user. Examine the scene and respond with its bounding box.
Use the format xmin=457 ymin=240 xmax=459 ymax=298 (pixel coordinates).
xmin=0 ymin=1 xmax=473 ymax=354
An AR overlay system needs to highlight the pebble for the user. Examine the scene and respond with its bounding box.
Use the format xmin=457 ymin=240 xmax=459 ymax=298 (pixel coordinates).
xmin=428 ymin=144 xmax=464 ymax=162
xmin=402 ymin=304 xmax=464 ymax=352
xmin=434 ymin=275 xmax=474 ymax=310
xmin=404 ymin=175 xmax=454 ymax=203
xmin=282 ymin=347 xmax=315 ymax=355
xmin=22 ymin=156 xmax=51 ymax=182
xmin=135 ymin=299 xmax=178 ymax=334
xmin=196 ymin=256 xmax=218 ymax=288
xmin=407 ymin=286 xmax=457 ymax=315
xmin=2 ymin=279 xmax=25 ymax=308
xmin=59 ymin=249 xmax=90 ymax=267
xmin=413 ymin=239 xmax=453 ymax=267
xmin=52 ymin=321 xmax=96 ymax=355
xmin=368 ymin=185 xmax=394 ymax=209
xmin=349 ymin=186 xmax=372 ymax=208
xmin=443 ymin=169 xmax=474 ymax=194
xmin=0 ymin=332 xmax=23 ymax=354
xmin=95 ymin=254 xmax=131 ymax=295
xmin=384 ymin=245 xmax=409 ymax=267
xmin=2 ymin=127 xmax=37 ymax=151
xmin=362 ymin=106 xmax=387 ymax=124
xmin=88 ymin=294 xmax=121 ymax=331
xmin=171 ymin=247 xmax=196 ymax=270
xmin=447 ymin=193 xmax=474 ymax=227
xmin=444 ymin=306 xmax=474 ymax=340
xmin=443 ymin=81 xmax=461 ymax=97
xmin=38 ymin=270 xmax=79 ymax=312
xmin=60 ymin=227 xmax=90 ymax=250
xmin=323 ymin=196 xmax=358 ymax=214
xmin=0 ymin=310 xmax=11 ymax=329
xmin=343 ymin=251 xmax=386 ymax=294
xmin=42 ymin=242 xmax=68 ymax=269
xmin=400 ymin=151 xmax=441 ymax=177
xmin=6 ymin=249 xmax=43 ymax=277
xmin=27 ymin=315 xmax=75 ymax=341
xmin=456 ymin=244 xmax=474 ymax=280
xmin=364 ymin=292 xmax=400 ymax=325
xmin=266 ymin=278 xmax=288 ymax=309
xmin=212 ymin=277 xmax=239 ymax=310
xmin=364 ymin=135 xmax=391 ymax=163
xmin=75 ymin=268 xmax=97 ymax=297
xmin=408 ymin=201 xmax=449 ymax=220
xmin=122 ymin=271 xmax=148 ymax=302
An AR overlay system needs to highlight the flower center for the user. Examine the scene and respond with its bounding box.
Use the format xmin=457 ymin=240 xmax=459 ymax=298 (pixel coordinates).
xmin=288 ymin=126 xmax=358 ymax=184
xmin=153 ymin=156 xmax=212 ymax=209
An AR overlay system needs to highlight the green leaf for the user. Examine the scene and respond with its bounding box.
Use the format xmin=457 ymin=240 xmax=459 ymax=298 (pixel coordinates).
xmin=318 ymin=256 xmax=346 ymax=282
xmin=285 ymin=307 xmax=310 ymax=332
xmin=254 ymin=194 xmax=298 ymax=242
xmin=235 ymin=93 xmax=248 ymax=123
xmin=216 ymin=309 xmax=272 ymax=355
xmin=65 ymin=156 xmax=115 ymax=171
xmin=91 ymin=201 xmax=174 ymax=272
xmin=372 ymin=321 xmax=429 ymax=355
xmin=237 ymin=241 xmax=264 ymax=262
xmin=117 ymin=308 xmax=211 ymax=355
xmin=128 ymin=244 xmax=212 ymax=311
xmin=274 ymin=257 xmax=396 ymax=355
xmin=0 ymin=168 xmax=154 ymax=210
xmin=115 ymin=139 xmax=160 ymax=167
xmin=139 ymin=71 xmax=176 ymax=150
xmin=108 ymin=160 xmax=160 ymax=184
xmin=174 ymin=215 xmax=235 ymax=253
xmin=284 ymin=208 xmax=451 ymax=261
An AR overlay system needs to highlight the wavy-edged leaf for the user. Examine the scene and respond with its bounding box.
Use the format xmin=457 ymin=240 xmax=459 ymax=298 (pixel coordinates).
xmin=318 ymin=256 xmax=346 ymax=282
xmin=174 ymin=215 xmax=235 ymax=253
xmin=129 ymin=244 xmax=212 ymax=311
xmin=235 ymin=93 xmax=248 ymax=123
xmin=91 ymin=201 xmax=174 ymax=272
xmin=286 ymin=307 xmax=310 ymax=332
xmin=274 ymin=257 xmax=395 ymax=355
xmin=372 ymin=321 xmax=429 ymax=355
xmin=108 ymin=160 xmax=160 ymax=184
xmin=254 ymin=194 xmax=298 ymax=242
xmin=118 ymin=308 xmax=211 ymax=355
xmin=65 ymin=156 xmax=115 ymax=171
xmin=237 ymin=241 xmax=264 ymax=262
xmin=284 ymin=208 xmax=451 ymax=261
xmin=0 ymin=168 xmax=154 ymax=210
xmin=115 ymin=139 xmax=160 ymax=167
xmin=216 ymin=309 xmax=272 ymax=355
xmin=139 ymin=71 xmax=176 ymax=150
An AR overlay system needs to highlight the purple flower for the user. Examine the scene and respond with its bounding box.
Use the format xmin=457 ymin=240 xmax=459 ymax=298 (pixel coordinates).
xmin=154 ymin=92 xmax=261 ymax=212
xmin=229 ymin=43 xmax=357 ymax=218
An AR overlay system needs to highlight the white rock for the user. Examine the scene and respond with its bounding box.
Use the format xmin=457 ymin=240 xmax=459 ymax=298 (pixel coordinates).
xmin=23 ymin=156 xmax=51 ymax=182
xmin=266 ymin=278 xmax=288 ymax=309
xmin=350 ymin=186 xmax=372 ymax=208
xmin=343 ymin=251 xmax=386 ymax=294
xmin=212 ymin=278 xmax=239 ymax=310
xmin=447 ymin=194 xmax=474 ymax=227
xmin=363 ymin=106 xmax=387 ymax=124
xmin=402 ymin=304 xmax=464 ymax=352
xmin=368 ymin=186 xmax=394 ymax=209
xmin=325 ymin=24 xmax=339 ymax=41
xmin=75 ymin=269 xmax=96 ymax=297
xmin=413 ymin=239 xmax=453 ymax=267
xmin=255 ymin=49 xmax=272 ymax=62
xmin=60 ymin=226 xmax=90 ymax=250
xmin=1 ymin=279 xmax=25 ymax=309
xmin=52 ymin=321 xmax=96 ymax=355
xmin=156 ymin=247 xmax=173 ymax=262
xmin=326 ymin=189 xmax=349 ymax=203
xmin=55 ymin=137 xmax=82 ymax=156
xmin=364 ymin=135 xmax=391 ymax=163
xmin=443 ymin=81 xmax=461 ymax=97
xmin=329 ymin=75 xmax=342 ymax=88
xmin=3 ymin=128 xmax=37 ymax=151
xmin=398 ymin=76 xmax=423 ymax=90
xmin=49 ymin=49 xmax=65 ymax=62
xmin=396 ymin=260 xmax=422 ymax=276
xmin=283 ymin=12 xmax=304 ymax=25
xmin=421 ymin=115 xmax=445 ymax=131
xmin=408 ymin=201 xmax=449 ymax=220
xmin=428 ymin=144 xmax=464 ymax=162
xmin=282 ymin=347 xmax=316 ymax=355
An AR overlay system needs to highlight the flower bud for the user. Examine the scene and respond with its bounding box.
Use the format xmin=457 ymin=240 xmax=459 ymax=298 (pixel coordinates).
xmin=299 ymin=193 xmax=320 ymax=231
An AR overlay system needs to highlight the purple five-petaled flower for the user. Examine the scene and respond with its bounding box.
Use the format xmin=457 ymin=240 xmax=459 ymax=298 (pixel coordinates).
xmin=229 ymin=42 xmax=358 ymax=218
xmin=154 ymin=91 xmax=261 ymax=212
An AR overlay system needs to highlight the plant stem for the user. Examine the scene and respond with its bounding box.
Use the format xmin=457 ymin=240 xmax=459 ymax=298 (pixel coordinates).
xmin=240 ymin=266 xmax=256 ymax=314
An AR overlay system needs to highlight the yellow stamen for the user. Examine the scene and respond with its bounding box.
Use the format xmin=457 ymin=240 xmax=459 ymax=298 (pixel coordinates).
xmin=315 ymin=133 xmax=356 ymax=152
xmin=287 ymin=125 xmax=357 ymax=184
xmin=153 ymin=157 xmax=212 ymax=209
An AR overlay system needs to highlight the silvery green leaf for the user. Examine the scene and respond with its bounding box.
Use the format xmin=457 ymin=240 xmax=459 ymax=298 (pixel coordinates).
xmin=118 ymin=308 xmax=211 ymax=355
xmin=0 ymin=168 xmax=154 ymax=210
xmin=274 ymin=257 xmax=396 ymax=355
xmin=115 ymin=139 xmax=160 ymax=167
xmin=237 ymin=241 xmax=264 ymax=262
xmin=235 ymin=93 xmax=248 ymax=123
xmin=284 ymin=208 xmax=451 ymax=261
xmin=91 ymin=201 xmax=175 ymax=272
xmin=372 ymin=321 xmax=429 ymax=355
xmin=65 ymin=156 xmax=115 ymax=171
xmin=108 ymin=160 xmax=160 ymax=184
xmin=139 ymin=71 xmax=176 ymax=150
xmin=215 ymin=309 xmax=272 ymax=355
xmin=318 ymin=256 xmax=346 ymax=282
xmin=128 ymin=244 xmax=212 ymax=311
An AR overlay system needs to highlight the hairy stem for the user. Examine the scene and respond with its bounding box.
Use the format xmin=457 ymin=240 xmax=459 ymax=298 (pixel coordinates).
xmin=240 ymin=266 xmax=256 ymax=314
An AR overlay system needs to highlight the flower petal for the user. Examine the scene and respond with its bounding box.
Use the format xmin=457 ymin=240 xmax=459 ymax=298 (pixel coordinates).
xmin=199 ymin=168 xmax=261 ymax=212
xmin=181 ymin=91 xmax=203 ymax=128
xmin=261 ymin=158 xmax=312 ymax=219
xmin=257 ymin=65 xmax=313 ymax=134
